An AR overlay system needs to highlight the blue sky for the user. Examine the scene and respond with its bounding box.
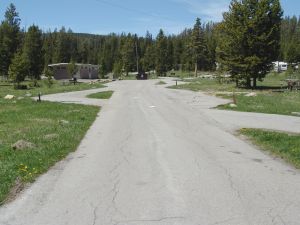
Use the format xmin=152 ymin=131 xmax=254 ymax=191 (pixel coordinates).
xmin=0 ymin=0 xmax=299 ymax=36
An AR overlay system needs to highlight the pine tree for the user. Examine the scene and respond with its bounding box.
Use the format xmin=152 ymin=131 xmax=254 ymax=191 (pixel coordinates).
xmin=190 ymin=18 xmax=206 ymax=76
xmin=172 ymin=37 xmax=184 ymax=70
xmin=42 ymin=30 xmax=56 ymax=69
xmin=54 ymin=27 xmax=72 ymax=63
xmin=141 ymin=45 xmax=155 ymax=72
xmin=180 ymin=29 xmax=193 ymax=71
xmin=8 ymin=49 xmax=29 ymax=84
xmin=166 ymin=36 xmax=174 ymax=71
xmin=205 ymin=22 xmax=218 ymax=70
xmin=286 ymin=41 xmax=300 ymax=64
xmin=22 ymin=25 xmax=44 ymax=80
xmin=0 ymin=3 xmax=21 ymax=79
xmin=113 ymin=61 xmax=123 ymax=78
xmin=67 ymin=59 xmax=78 ymax=78
xmin=217 ymin=0 xmax=283 ymax=88
xmin=121 ymin=34 xmax=135 ymax=76
xmin=155 ymin=29 xmax=168 ymax=76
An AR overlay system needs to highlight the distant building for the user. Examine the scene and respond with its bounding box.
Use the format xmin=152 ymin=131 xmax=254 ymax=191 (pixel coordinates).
xmin=48 ymin=63 xmax=99 ymax=80
xmin=273 ymin=61 xmax=288 ymax=72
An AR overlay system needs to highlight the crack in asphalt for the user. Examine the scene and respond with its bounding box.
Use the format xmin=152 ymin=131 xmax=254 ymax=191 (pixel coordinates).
xmin=267 ymin=207 xmax=285 ymax=225
xmin=266 ymin=201 xmax=295 ymax=225
xmin=112 ymin=179 xmax=120 ymax=206
xmin=91 ymin=204 xmax=98 ymax=225
xmin=192 ymin=144 xmax=243 ymax=201
xmin=207 ymin=216 xmax=239 ymax=225
xmin=109 ymin=161 xmax=122 ymax=174
xmin=221 ymin=166 xmax=242 ymax=200
xmin=113 ymin=216 xmax=185 ymax=225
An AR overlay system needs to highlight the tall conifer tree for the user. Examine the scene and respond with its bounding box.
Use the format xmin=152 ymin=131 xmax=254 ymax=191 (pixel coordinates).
xmin=0 ymin=3 xmax=21 ymax=79
xmin=217 ymin=0 xmax=283 ymax=88
xmin=22 ymin=25 xmax=44 ymax=80
xmin=190 ymin=18 xmax=206 ymax=76
xmin=155 ymin=29 xmax=168 ymax=76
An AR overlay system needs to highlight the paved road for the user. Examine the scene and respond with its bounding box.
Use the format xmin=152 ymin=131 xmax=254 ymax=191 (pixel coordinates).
xmin=1 ymin=79 xmax=300 ymax=225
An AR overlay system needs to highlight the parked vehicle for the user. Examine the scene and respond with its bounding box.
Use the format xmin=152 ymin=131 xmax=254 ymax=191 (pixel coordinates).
xmin=273 ymin=61 xmax=288 ymax=72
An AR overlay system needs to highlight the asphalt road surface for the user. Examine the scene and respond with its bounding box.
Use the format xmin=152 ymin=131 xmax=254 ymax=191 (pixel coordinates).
xmin=1 ymin=79 xmax=300 ymax=225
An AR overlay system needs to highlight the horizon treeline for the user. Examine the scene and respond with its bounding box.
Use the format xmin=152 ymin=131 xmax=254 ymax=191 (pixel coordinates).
xmin=0 ymin=3 xmax=300 ymax=81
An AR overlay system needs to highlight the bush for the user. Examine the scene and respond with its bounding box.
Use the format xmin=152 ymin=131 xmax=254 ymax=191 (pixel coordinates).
xmin=14 ymin=84 xmax=28 ymax=90
xmin=28 ymin=79 xmax=40 ymax=88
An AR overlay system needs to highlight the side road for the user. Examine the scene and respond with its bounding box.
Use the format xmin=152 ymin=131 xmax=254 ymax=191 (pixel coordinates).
xmin=37 ymin=78 xmax=300 ymax=134
xmin=1 ymin=79 xmax=299 ymax=225
xmin=34 ymin=85 xmax=113 ymax=106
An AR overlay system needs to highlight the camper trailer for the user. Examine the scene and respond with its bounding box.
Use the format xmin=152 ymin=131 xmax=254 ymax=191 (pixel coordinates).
xmin=273 ymin=61 xmax=288 ymax=72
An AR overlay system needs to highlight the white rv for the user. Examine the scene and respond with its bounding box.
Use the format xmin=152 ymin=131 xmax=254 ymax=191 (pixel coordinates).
xmin=273 ymin=61 xmax=288 ymax=72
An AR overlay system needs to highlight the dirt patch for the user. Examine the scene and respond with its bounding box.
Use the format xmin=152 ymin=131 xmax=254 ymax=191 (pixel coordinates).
xmin=30 ymin=118 xmax=53 ymax=123
xmin=59 ymin=120 xmax=70 ymax=125
xmin=44 ymin=133 xmax=59 ymax=140
xmin=69 ymin=109 xmax=81 ymax=113
xmin=3 ymin=177 xmax=25 ymax=204
xmin=12 ymin=140 xmax=36 ymax=151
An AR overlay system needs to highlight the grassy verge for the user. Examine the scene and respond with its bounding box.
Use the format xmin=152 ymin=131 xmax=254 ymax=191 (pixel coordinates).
xmin=169 ymin=79 xmax=238 ymax=92
xmin=168 ymin=72 xmax=288 ymax=92
xmin=218 ymin=92 xmax=300 ymax=116
xmin=168 ymin=72 xmax=300 ymax=116
xmin=0 ymin=80 xmax=106 ymax=98
xmin=240 ymin=129 xmax=300 ymax=168
xmin=87 ymin=91 xmax=114 ymax=99
xmin=0 ymin=98 xmax=99 ymax=204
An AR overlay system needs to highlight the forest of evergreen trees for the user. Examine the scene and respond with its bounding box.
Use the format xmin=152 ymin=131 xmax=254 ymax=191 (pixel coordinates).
xmin=0 ymin=2 xmax=299 ymax=84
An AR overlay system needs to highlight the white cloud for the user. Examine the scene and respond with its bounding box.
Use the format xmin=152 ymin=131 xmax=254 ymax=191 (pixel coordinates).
xmin=172 ymin=0 xmax=229 ymax=21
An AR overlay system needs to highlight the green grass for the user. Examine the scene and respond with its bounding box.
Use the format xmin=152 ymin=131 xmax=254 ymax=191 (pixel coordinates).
xmin=87 ymin=91 xmax=114 ymax=99
xmin=166 ymin=70 xmax=194 ymax=78
xmin=218 ymin=92 xmax=300 ymax=116
xmin=256 ymin=72 xmax=287 ymax=88
xmin=240 ymin=129 xmax=300 ymax=168
xmin=168 ymin=72 xmax=300 ymax=116
xmin=169 ymin=72 xmax=290 ymax=92
xmin=0 ymin=80 xmax=106 ymax=98
xmin=155 ymin=80 xmax=167 ymax=85
xmin=0 ymin=98 xmax=99 ymax=204
xmin=169 ymin=79 xmax=238 ymax=92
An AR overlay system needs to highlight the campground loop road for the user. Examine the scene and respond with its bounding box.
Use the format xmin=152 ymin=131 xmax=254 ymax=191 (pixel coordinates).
xmin=1 ymin=78 xmax=300 ymax=225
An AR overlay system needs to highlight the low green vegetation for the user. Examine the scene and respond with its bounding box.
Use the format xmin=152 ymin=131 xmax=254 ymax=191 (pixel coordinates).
xmin=240 ymin=129 xmax=300 ymax=168
xmin=169 ymin=72 xmax=289 ymax=92
xmin=0 ymin=98 xmax=99 ymax=204
xmin=218 ymin=92 xmax=300 ymax=116
xmin=169 ymin=72 xmax=300 ymax=116
xmin=169 ymin=78 xmax=237 ymax=92
xmin=0 ymin=80 xmax=106 ymax=98
xmin=87 ymin=91 xmax=114 ymax=99
xmin=155 ymin=80 xmax=167 ymax=85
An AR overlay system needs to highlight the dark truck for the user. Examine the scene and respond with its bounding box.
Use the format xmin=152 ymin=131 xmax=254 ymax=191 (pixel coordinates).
xmin=136 ymin=72 xmax=148 ymax=80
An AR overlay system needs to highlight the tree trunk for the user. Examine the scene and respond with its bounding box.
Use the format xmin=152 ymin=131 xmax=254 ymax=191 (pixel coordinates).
xmin=253 ymin=78 xmax=257 ymax=89
xmin=246 ymin=77 xmax=251 ymax=89
xmin=235 ymin=79 xmax=239 ymax=87
xmin=194 ymin=63 xmax=198 ymax=77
